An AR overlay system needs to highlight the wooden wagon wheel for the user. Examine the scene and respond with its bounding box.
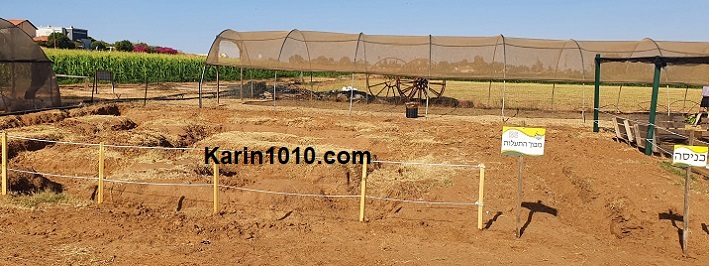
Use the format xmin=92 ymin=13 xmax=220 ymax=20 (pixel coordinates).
xmin=398 ymin=77 xmax=446 ymax=101
xmin=366 ymin=75 xmax=402 ymax=99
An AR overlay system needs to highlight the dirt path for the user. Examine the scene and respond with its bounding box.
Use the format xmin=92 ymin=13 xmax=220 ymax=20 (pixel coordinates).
xmin=1 ymin=100 xmax=708 ymax=265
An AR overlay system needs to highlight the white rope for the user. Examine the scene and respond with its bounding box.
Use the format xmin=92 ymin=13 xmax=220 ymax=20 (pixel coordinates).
xmin=102 ymin=144 xmax=200 ymax=151
xmin=7 ymin=168 xmax=98 ymax=181
xmin=372 ymin=160 xmax=485 ymax=169
xmin=8 ymin=167 xmax=497 ymax=209
xmin=364 ymin=195 xmax=478 ymax=206
xmin=220 ymin=184 xmax=479 ymax=206
xmin=7 ymin=135 xmax=101 ymax=146
xmin=104 ymin=178 xmax=211 ymax=187
xmin=219 ymin=184 xmax=360 ymax=198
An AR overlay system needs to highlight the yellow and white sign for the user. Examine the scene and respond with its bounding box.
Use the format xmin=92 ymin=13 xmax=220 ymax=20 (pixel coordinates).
xmin=501 ymin=126 xmax=546 ymax=156
xmin=672 ymin=145 xmax=708 ymax=168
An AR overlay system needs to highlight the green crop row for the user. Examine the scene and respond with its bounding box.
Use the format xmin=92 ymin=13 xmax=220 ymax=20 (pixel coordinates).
xmin=43 ymin=48 xmax=325 ymax=84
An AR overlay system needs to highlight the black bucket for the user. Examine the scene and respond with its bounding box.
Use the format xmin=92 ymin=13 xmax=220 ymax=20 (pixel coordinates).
xmin=405 ymin=102 xmax=419 ymax=118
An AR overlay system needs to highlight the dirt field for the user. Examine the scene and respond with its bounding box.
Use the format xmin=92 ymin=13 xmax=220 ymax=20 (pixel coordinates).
xmin=2 ymin=97 xmax=709 ymax=265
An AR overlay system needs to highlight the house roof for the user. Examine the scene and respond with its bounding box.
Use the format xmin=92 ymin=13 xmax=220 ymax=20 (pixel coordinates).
xmin=8 ymin=19 xmax=37 ymax=30
xmin=33 ymin=36 xmax=48 ymax=42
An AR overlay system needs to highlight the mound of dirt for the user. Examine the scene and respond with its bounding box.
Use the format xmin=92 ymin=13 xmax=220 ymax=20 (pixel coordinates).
xmin=9 ymin=166 xmax=62 ymax=194
xmin=429 ymin=96 xmax=461 ymax=107
xmin=98 ymin=130 xmax=172 ymax=147
xmin=67 ymin=104 xmax=120 ymax=117
xmin=137 ymin=119 xmax=222 ymax=147
xmin=0 ymin=115 xmax=25 ymax=130
xmin=60 ymin=115 xmax=137 ymax=134
xmin=18 ymin=110 xmax=70 ymax=126
xmin=5 ymin=125 xmax=67 ymax=159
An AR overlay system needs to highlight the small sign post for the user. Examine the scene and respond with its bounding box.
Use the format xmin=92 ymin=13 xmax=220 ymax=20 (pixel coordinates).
xmin=501 ymin=125 xmax=546 ymax=238
xmin=672 ymin=130 xmax=707 ymax=256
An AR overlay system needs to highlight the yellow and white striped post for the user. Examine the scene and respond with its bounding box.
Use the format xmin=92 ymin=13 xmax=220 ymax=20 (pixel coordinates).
xmin=213 ymin=163 xmax=219 ymax=215
xmin=2 ymin=132 xmax=7 ymax=195
xmin=477 ymin=164 xmax=486 ymax=230
xmin=359 ymin=157 xmax=368 ymax=222
xmin=98 ymin=143 xmax=105 ymax=204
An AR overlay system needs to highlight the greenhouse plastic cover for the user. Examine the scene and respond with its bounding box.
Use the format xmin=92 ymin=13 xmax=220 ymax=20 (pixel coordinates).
xmin=0 ymin=18 xmax=61 ymax=112
xmin=206 ymin=29 xmax=709 ymax=85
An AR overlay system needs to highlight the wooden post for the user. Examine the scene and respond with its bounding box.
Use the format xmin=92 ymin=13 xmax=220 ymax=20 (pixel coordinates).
xmin=213 ymin=163 xmax=219 ymax=215
xmin=516 ymin=121 xmax=526 ymax=237
xmin=216 ymin=66 xmax=220 ymax=104
xmin=98 ymin=143 xmax=104 ymax=204
xmin=477 ymin=164 xmax=486 ymax=230
xmin=551 ymin=83 xmax=556 ymax=111
xmin=2 ymin=132 xmax=7 ymax=195
xmin=359 ymin=157 xmax=368 ymax=222
xmin=683 ymin=129 xmax=694 ymax=256
xmin=143 ymin=71 xmax=148 ymax=106
xmin=516 ymin=156 xmax=523 ymax=238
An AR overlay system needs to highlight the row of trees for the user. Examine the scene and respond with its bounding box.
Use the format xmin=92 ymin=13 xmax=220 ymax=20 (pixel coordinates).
xmin=37 ymin=33 xmax=179 ymax=54
xmin=114 ymin=40 xmax=178 ymax=54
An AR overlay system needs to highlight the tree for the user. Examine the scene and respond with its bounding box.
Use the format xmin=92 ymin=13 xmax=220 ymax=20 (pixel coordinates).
xmin=46 ymin=32 xmax=74 ymax=49
xmin=114 ymin=40 xmax=134 ymax=52
xmin=91 ymin=41 xmax=109 ymax=51
xmin=133 ymin=42 xmax=152 ymax=53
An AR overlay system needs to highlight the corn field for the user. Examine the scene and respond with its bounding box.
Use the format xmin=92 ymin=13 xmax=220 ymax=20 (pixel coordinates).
xmin=43 ymin=48 xmax=306 ymax=84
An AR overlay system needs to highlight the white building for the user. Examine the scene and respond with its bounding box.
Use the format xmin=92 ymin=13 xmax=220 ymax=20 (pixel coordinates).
xmin=36 ymin=26 xmax=66 ymax=37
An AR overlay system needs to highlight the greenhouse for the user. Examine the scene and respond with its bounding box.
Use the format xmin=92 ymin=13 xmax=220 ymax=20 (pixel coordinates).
xmin=0 ymin=17 xmax=60 ymax=113
xmin=206 ymin=30 xmax=709 ymax=85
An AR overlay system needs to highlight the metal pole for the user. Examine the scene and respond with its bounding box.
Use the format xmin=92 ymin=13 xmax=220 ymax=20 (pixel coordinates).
xmin=273 ymin=71 xmax=278 ymax=111
xmin=1 ymin=132 xmax=7 ymax=195
xmin=593 ymin=54 xmax=601 ymax=132
xmin=667 ymin=85 xmax=671 ymax=116
xmin=198 ymin=65 xmax=207 ymax=108
xmin=551 ymin=83 xmax=556 ymax=111
xmin=240 ymin=67 xmax=244 ymax=100
xmin=213 ymin=163 xmax=219 ymax=215
xmin=683 ymin=130 xmax=694 ymax=256
xmin=501 ymin=36 xmax=507 ymax=122
xmin=645 ymin=60 xmax=663 ymax=156
xmin=616 ymin=85 xmax=623 ymax=113
xmin=98 ymin=143 xmax=104 ymax=204
xmin=426 ymin=34 xmax=432 ymax=118
xmin=365 ymin=74 xmax=369 ymax=103
xmin=488 ymin=80 xmax=492 ymax=107
xmin=143 ymin=67 xmax=148 ymax=106
xmin=581 ymin=82 xmax=586 ymax=124
xmin=516 ymin=156 xmax=523 ymax=238
xmin=216 ymin=65 xmax=220 ymax=104
xmin=425 ymin=88 xmax=430 ymax=118
xmin=683 ymin=85 xmax=688 ymax=112
xmin=349 ymin=73 xmax=355 ymax=115
xmin=250 ymin=69 xmax=254 ymax=98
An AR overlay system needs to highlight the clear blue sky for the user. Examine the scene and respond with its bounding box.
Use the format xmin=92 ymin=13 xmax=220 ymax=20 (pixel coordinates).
xmin=4 ymin=0 xmax=709 ymax=54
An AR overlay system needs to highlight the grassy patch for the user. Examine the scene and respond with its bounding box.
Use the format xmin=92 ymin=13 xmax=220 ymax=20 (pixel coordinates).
xmin=2 ymin=190 xmax=88 ymax=209
xmin=659 ymin=161 xmax=699 ymax=181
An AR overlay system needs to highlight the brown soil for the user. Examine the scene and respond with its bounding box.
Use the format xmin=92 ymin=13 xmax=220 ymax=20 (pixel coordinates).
xmin=1 ymin=98 xmax=709 ymax=265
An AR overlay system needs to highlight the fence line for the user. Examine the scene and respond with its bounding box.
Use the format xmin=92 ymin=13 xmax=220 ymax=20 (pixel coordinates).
xmin=595 ymin=108 xmax=709 ymax=157
xmin=4 ymin=133 xmax=487 ymax=169
xmin=7 ymin=168 xmax=98 ymax=181
xmin=595 ymin=108 xmax=703 ymax=145
xmin=0 ymin=132 xmax=490 ymax=228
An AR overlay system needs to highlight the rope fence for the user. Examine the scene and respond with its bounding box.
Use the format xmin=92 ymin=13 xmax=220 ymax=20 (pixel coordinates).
xmin=0 ymin=132 xmax=491 ymax=229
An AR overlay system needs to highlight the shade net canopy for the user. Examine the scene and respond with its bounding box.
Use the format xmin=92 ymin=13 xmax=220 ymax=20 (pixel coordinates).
xmin=206 ymin=29 xmax=709 ymax=86
xmin=0 ymin=18 xmax=61 ymax=112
